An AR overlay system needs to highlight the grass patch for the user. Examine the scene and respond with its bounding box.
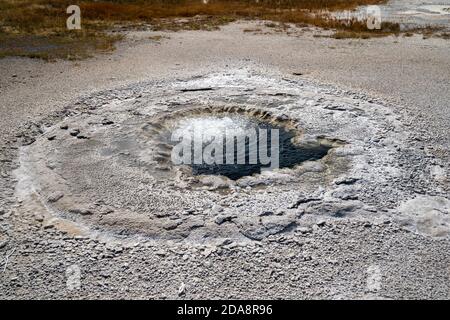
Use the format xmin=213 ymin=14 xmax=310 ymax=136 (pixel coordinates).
xmin=330 ymin=21 xmax=400 ymax=39
xmin=150 ymin=15 xmax=236 ymax=31
xmin=417 ymin=26 xmax=449 ymax=40
xmin=0 ymin=32 xmax=121 ymax=61
xmin=243 ymin=28 xmax=263 ymax=33
xmin=330 ymin=24 xmax=448 ymax=40
xmin=147 ymin=34 xmax=170 ymax=42
xmin=436 ymin=33 xmax=450 ymax=40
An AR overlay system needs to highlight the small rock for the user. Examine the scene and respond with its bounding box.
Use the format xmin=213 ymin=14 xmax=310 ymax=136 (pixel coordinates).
xmin=155 ymin=249 xmax=166 ymax=257
xmin=276 ymin=114 xmax=289 ymax=121
xmin=211 ymin=204 xmax=224 ymax=213
xmin=316 ymin=220 xmax=326 ymax=227
xmin=98 ymin=206 xmax=114 ymax=215
xmin=297 ymin=226 xmax=312 ymax=234
xmin=178 ymin=282 xmax=186 ymax=296
xmin=214 ymin=215 xmax=233 ymax=225
xmin=69 ymin=128 xmax=80 ymax=137
xmin=186 ymin=216 xmax=205 ymax=229
xmin=102 ymin=119 xmax=114 ymax=125
xmin=60 ymin=124 xmax=69 ymax=130
xmin=328 ymin=259 xmax=338 ymax=265
xmin=113 ymin=246 xmax=123 ymax=253
xmin=184 ymin=209 xmax=195 ymax=215
xmin=47 ymin=192 xmax=64 ymax=203
xmin=0 ymin=238 xmax=8 ymax=249
xmin=226 ymin=242 xmax=238 ymax=249
xmin=218 ymin=239 xmax=233 ymax=247
xmin=43 ymin=222 xmax=55 ymax=229
xmin=69 ymin=207 xmax=93 ymax=215
xmin=203 ymin=246 xmax=216 ymax=257
xmin=334 ymin=177 xmax=360 ymax=185
xmin=214 ymin=214 xmax=235 ymax=225
xmin=203 ymin=261 xmax=212 ymax=267
xmin=332 ymin=189 xmax=359 ymax=201
xmin=324 ymin=105 xmax=347 ymax=111
xmin=100 ymin=271 xmax=111 ymax=278
xmin=47 ymin=135 xmax=57 ymax=141
xmin=155 ymin=211 xmax=170 ymax=218
xmin=258 ymin=210 xmax=273 ymax=217
xmin=162 ymin=219 xmax=182 ymax=230
xmin=309 ymin=202 xmax=360 ymax=217
xmin=262 ymin=214 xmax=297 ymax=235
xmin=236 ymin=218 xmax=267 ymax=241
xmin=288 ymin=194 xmax=322 ymax=209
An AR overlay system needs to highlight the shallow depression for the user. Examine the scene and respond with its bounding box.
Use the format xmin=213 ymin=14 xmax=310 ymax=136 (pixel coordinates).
xmin=14 ymin=70 xmax=375 ymax=241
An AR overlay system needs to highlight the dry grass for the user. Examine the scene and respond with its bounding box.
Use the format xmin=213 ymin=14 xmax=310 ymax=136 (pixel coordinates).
xmin=0 ymin=32 xmax=121 ymax=60
xmin=147 ymin=34 xmax=170 ymax=42
xmin=243 ymin=28 xmax=263 ymax=33
xmin=330 ymin=21 xmax=400 ymax=39
xmin=417 ymin=26 xmax=449 ymax=40
xmin=0 ymin=0 xmax=442 ymax=60
xmin=0 ymin=0 xmax=122 ymax=60
xmin=437 ymin=33 xmax=450 ymax=40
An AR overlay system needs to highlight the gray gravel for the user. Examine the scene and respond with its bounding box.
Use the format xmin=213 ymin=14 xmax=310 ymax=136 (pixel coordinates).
xmin=0 ymin=22 xmax=449 ymax=299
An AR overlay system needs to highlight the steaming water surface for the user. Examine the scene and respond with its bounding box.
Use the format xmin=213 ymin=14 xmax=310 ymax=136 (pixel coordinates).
xmin=167 ymin=115 xmax=332 ymax=180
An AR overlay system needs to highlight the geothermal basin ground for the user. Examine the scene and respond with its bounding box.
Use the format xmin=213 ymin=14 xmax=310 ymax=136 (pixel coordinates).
xmin=0 ymin=20 xmax=449 ymax=299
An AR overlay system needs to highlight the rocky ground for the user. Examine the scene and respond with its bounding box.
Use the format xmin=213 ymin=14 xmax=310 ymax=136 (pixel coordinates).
xmin=0 ymin=21 xmax=449 ymax=299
